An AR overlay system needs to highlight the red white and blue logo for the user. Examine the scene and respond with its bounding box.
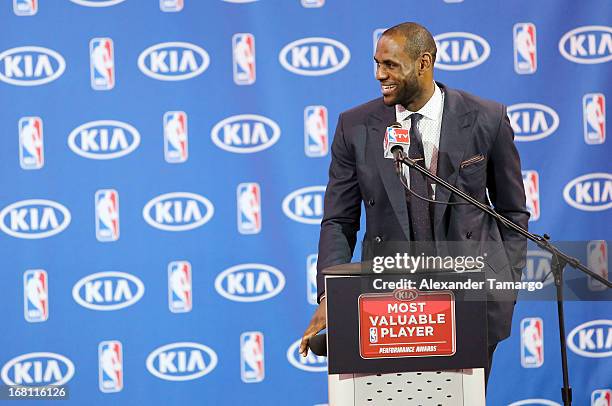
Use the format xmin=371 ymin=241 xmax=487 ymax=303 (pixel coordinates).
xmin=90 ymin=38 xmax=115 ymax=90
xmin=587 ymin=240 xmax=608 ymax=291
xmin=513 ymin=23 xmax=537 ymax=74
xmin=98 ymin=341 xmax=123 ymax=393
xmin=23 ymin=269 xmax=48 ymax=323
xmin=18 ymin=116 xmax=44 ymax=170
xmin=583 ymin=93 xmax=606 ymax=145
xmin=164 ymin=111 xmax=188 ymax=163
xmin=592 ymin=389 xmax=612 ymax=406
xmin=304 ymin=106 xmax=328 ymax=157
xmin=521 ymin=317 xmax=544 ymax=368
xmin=301 ymin=0 xmax=324 ymax=7
xmin=307 ymin=254 xmax=318 ymax=305
xmin=160 ymin=0 xmax=183 ymax=12
xmin=168 ymin=261 xmax=192 ymax=313
xmin=13 ymin=0 xmax=37 ymax=15
xmin=522 ymin=170 xmax=540 ymax=221
xmin=233 ymin=33 xmax=256 ymax=85
xmin=237 ymin=183 xmax=262 ymax=234
xmin=240 ymin=331 xmax=265 ymax=383
xmin=95 ymin=189 xmax=120 ymax=242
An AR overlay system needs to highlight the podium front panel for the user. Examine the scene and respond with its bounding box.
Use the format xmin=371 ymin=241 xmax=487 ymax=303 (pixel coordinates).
xmin=325 ymin=271 xmax=488 ymax=375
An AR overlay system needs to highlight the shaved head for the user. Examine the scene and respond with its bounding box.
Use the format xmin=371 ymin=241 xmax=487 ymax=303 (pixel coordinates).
xmin=383 ymin=22 xmax=437 ymax=63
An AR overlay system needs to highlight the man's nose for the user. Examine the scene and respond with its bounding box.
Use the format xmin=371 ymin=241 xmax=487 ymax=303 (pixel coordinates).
xmin=375 ymin=65 xmax=387 ymax=81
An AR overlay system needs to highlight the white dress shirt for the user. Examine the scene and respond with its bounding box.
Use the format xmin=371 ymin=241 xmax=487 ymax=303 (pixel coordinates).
xmin=395 ymin=82 xmax=445 ymax=195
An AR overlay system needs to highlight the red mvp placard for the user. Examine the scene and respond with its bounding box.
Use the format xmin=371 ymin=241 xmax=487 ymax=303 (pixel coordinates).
xmin=358 ymin=290 xmax=456 ymax=359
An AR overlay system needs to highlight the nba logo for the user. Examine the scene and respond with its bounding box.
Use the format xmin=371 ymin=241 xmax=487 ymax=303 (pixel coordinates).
xmin=164 ymin=111 xmax=188 ymax=163
xmin=232 ymin=33 xmax=256 ymax=85
xmin=373 ymin=28 xmax=386 ymax=74
xmin=592 ymin=389 xmax=612 ymax=406
xmin=513 ymin=23 xmax=537 ymax=74
xmin=95 ymin=189 xmax=120 ymax=242
xmin=160 ymin=0 xmax=183 ymax=12
xmin=18 ymin=117 xmax=44 ymax=170
xmin=90 ymin=38 xmax=115 ymax=90
xmin=522 ymin=170 xmax=540 ymax=221
xmin=304 ymin=106 xmax=328 ymax=157
xmin=240 ymin=332 xmax=265 ymax=383
xmin=307 ymin=254 xmax=318 ymax=305
xmin=587 ymin=240 xmax=608 ymax=291
xmin=583 ymin=93 xmax=606 ymax=145
xmin=520 ymin=317 xmax=544 ymax=368
xmin=98 ymin=341 xmax=123 ymax=393
xmin=168 ymin=261 xmax=192 ymax=313
xmin=23 ymin=270 xmax=48 ymax=323
xmin=369 ymin=327 xmax=378 ymax=344
xmin=13 ymin=0 xmax=37 ymax=15
xmin=301 ymin=0 xmax=325 ymax=7
xmin=237 ymin=183 xmax=261 ymax=234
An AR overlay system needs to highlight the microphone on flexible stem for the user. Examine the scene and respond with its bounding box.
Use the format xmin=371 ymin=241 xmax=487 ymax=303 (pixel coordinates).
xmin=383 ymin=121 xmax=410 ymax=175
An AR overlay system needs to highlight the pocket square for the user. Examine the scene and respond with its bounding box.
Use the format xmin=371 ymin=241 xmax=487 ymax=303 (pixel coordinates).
xmin=460 ymin=153 xmax=485 ymax=168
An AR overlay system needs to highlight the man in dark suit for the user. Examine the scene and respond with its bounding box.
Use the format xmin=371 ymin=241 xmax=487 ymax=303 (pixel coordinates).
xmin=300 ymin=22 xmax=529 ymax=381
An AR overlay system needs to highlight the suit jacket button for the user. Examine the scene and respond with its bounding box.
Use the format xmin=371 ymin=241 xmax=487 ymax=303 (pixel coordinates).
xmin=466 ymin=231 xmax=473 ymax=239
xmin=368 ymin=198 xmax=375 ymax=206
xmin=374 ymin=236 xmax=382 ymax=243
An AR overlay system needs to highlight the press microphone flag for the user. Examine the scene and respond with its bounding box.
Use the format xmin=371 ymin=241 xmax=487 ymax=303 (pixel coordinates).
xmin=383 ymin=122 xmax=410 ymax=159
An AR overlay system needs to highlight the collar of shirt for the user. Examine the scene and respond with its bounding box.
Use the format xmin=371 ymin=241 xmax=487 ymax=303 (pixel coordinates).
xmin=395 ymin=82 xmax=443 ymax=123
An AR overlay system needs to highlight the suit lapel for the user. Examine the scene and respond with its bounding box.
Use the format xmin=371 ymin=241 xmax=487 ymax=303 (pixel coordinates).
xmin=433 ymin=84 xmax=477 ymax=236
xmin=369 ymin=101 xmax=412 ymax=240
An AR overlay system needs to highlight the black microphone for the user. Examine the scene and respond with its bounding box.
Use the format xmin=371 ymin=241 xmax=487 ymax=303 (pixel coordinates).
xmin=308 ymin=333 xmax=327 ymax=356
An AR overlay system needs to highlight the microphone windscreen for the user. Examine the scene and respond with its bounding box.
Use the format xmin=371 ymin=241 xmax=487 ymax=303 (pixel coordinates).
xmin=389 ymin=121 xmax=402 ymax=128
xmin=308 ymin=333 xmax=327 ymax=356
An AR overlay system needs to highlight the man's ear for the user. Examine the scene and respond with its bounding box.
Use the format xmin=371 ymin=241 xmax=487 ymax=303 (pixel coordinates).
xmin=419 ymin=53 xmax=433 ymax=72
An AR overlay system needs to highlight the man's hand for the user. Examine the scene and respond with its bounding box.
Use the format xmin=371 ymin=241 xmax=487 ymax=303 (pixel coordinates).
xmin=299 ymin=297 xmax=327 ymax=357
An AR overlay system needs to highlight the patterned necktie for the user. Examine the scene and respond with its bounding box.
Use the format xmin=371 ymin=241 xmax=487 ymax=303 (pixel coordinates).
xmin=406 ymin=113 xmax=433 ymax=241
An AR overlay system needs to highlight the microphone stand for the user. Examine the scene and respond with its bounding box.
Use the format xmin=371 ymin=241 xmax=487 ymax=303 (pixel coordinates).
xmin=395 ymin=151 xmax=611 ymax=406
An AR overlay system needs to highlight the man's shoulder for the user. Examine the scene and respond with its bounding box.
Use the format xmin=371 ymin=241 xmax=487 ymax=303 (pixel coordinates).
xmin=444 ymin=85 xmax=506 ymax=115
xmin=340 ymin=97 xmax=386 ymax=121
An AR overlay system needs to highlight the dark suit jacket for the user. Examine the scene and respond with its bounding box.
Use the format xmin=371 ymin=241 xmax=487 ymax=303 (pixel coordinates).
xmin=317 ymin=82 xmax=530 ymax=344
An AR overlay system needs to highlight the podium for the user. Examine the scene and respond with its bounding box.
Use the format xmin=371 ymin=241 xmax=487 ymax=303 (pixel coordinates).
xmin=322 ymin=263 xmax=488 ymax=406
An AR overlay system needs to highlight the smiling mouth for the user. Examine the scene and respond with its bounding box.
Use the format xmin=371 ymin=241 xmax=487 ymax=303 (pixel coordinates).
xmin=381 ymin=84 xmax=396 ymax=95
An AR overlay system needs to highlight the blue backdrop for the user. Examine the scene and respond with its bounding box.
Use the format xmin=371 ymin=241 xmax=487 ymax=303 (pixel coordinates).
xmin=1 ymin=1 xmax=610 ymax=405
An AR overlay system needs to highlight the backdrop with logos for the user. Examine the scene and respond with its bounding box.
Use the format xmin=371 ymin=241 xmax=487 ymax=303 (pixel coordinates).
xmin=0 ymin=1 xmax=610 ymax=405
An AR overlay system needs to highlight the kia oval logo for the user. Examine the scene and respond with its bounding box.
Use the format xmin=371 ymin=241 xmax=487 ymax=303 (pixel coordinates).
xmin=146 ymin=342 xmax=218 ymax=381
xmin=69 ymin=0 xmax=126 ymax=6
xmin=282 ymin=186 xmax=326 ymax=224
xmin=138 ymin=42 xmax=210 ymax=81
xmin=508 ymin=400 xmax=561 ymax=406
xmin=393 ymin=289 xmax=419 ymax=301
xmin=68 ymin=120 xmax=141 ymax=160
xmin=215 ymin=263 xmax=285 ymax=302
xmin=0 ymin=46 xmax=65 ymax=86
xmin=522 ymin=250 xmax=554 ymax=287
xmin=507 ymin=103 xmax=560 ymax=142
xmin=433 ymin=32 xmax=490 ymax=70
xmin=211 ymin=114 xmax=281 ymax=153
xmin=72 ymin=271 xmax=145 ymax=311
xmin=563 ymin=173 xmax=612 ymax=212
xmin=286 ymin=338 xmax=327 ymax=372
xmin=1 ymin=352 xmax=75 ymax=386
xmin=0 ymin=199 xmax=71 ymax=239
xmin=567 ymin=319 xmax=612 ymax=358
xmin=279 ymin=37 xmax=350 ymax=76
xmin=558 ymin=25 xmax=612 ymax=64
xmin=143 ymin=192 xmax=214 ymax=231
